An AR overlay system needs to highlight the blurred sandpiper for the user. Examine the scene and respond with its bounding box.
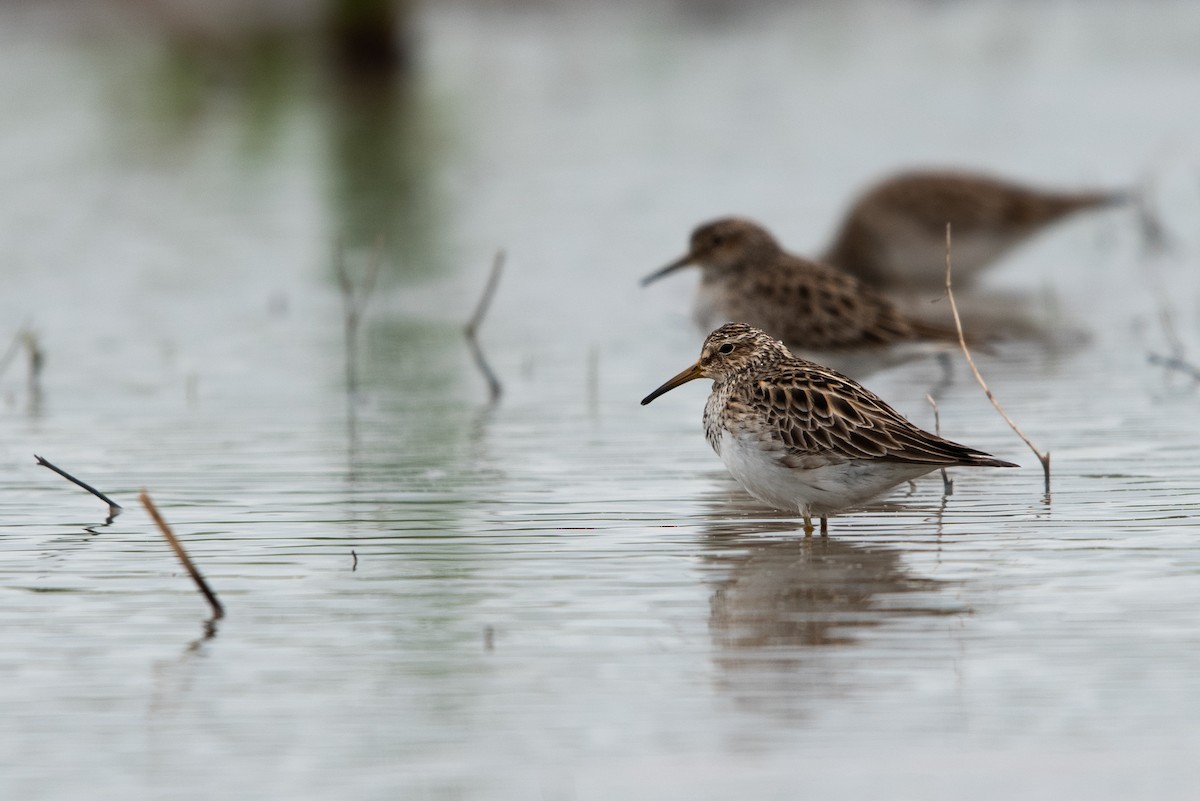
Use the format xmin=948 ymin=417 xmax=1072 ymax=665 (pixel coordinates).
xmin=643 ymin=216 xmax=968 ymax=371
xmin=821 ymin=169 xmax=1126 ymax=290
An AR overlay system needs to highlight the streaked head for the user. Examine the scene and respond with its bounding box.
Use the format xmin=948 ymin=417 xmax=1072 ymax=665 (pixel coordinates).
xmin=641 ymin=323 xmax=791 ymax=405
xmin=641 ymin=217 xmax=781 ymax=286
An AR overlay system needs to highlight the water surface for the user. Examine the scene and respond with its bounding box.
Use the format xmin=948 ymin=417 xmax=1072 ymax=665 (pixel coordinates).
xmin=3 ymin=2 xmax=1200 ymax=798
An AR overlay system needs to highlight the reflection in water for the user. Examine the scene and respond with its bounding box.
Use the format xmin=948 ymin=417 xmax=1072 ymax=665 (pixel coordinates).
xmin=335 ymin=241 xmax=385 ymax=480
xmin=701 ymin=499 xmax=968 ymax=716
xmin=463 ymin=252 xmax=506 ymax=405
xmin=0 ymin=328 xmax=44 ymax=417
xmin=120 ymin=7 xmax=441 ymax=280
xmin=326 ymin=0 xmax=412 ymax=77
xmin=325 ymin=62 xmax=444 ymax=280
xmin=707 ymin=523 xmax=945 ymax=650
xmin=184 ymin=616 xmax=220 ymax=653
xmin=146 ymin=615 xmax=221 ymax=788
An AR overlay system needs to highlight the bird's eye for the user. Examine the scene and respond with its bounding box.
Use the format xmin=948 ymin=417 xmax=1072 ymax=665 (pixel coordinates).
xmin=718 ymin=343 xmax=735 ymax=355
xmin=710 ymin=234 xmax=724 ymax=246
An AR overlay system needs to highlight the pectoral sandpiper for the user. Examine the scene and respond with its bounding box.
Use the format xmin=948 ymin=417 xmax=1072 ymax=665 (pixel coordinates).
xmin=641 ymin=323 xmax=1017 ymax=534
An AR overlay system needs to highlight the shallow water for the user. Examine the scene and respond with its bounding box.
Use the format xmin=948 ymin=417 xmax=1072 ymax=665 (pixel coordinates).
xmin=4 ymin=1 xmax=1200 ymax=798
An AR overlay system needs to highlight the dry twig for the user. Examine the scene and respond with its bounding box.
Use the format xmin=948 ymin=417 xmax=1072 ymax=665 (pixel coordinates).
xmin=35 ymin=455 xmax=122 ymax=526
xmin=944 ymin=224 xmax=1050 ymax=494
xmin=139 ymin=490 xmax=225 ymax=620
xmin=465 ymin=250 xmax=505 ymax=402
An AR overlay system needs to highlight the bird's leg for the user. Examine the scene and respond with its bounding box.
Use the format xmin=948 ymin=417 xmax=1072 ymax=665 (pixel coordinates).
xmin=802 ymin=511 xmax=814 ymax=536
xmin=820 ymin=515 xmax=829 ymax=536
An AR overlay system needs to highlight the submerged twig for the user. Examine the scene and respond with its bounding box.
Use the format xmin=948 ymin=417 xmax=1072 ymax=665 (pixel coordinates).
xmin=1152 ymin=294 xmax=1187 ymax=363
xmin=925 ymin=394 xmax=954 ymax=496
xmin=351 ymin=549 xmax=358 ymax=571
xmin=24 ymin=330 xmax=43 ymax=413
xmin=465 ymin=250 xmax=505 ymax=402
xmin=139 ymin=490 xmax=225 ymax=620
xmin=336 ymin=238 xmax=385 ymax=478
xmin=0 ymin=328 xmax=23 ymax=380
xmin=35 ymin=455 xmax=122 ymax=526
xmin=335 ymin=237 xmax=386 ymax=397
xmin=944 ymin=224 xmax=1050 ymax=494
xmin=1134 ymin=173 xmax=1172 ymax=255
xmin=1148 ymin=352 xmax=1200 ymax=384
xmin=24 ymin=330 xmax=43 ymax=391
xmin=1 ymin=327 xmax=44 ymax=410
xmin=586 ymin=344 xmax=600 ymax=418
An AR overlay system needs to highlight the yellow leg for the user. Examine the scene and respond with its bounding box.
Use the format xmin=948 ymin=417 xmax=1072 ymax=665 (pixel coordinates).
xmin=802 ymin=511 xmax=814 ymax=536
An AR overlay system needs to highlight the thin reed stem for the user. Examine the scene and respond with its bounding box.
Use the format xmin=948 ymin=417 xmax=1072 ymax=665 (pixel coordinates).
xmin=139 ymin=490 xmax=225 ymax=620
xmin=465 ymin=250 xmax=505 ymax=402
xmin=944 ymin=224 xmax=1050 ymax=495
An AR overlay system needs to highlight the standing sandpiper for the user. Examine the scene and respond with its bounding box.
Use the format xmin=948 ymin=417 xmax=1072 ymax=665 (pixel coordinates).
xmin=643 ymin=216 xmax=967 ymax=369
xmin=641 ymin=323 xmax=1017 ymax=534
xmin=821 ymin=169 xmax=1126 ymax=290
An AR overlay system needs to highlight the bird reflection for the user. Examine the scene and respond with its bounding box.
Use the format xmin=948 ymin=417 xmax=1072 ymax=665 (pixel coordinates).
xmin=699 ymin=493 xmax=968 ymax=715
xmin=707 ymin=524 xmax=943 ymax=651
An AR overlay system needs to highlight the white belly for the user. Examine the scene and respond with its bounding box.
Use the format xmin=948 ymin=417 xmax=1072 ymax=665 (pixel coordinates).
xmin=715 ymin=429 xmax=936 ymax=515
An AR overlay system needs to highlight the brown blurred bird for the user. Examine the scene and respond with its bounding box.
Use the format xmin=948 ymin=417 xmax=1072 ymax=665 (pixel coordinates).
xmin=821 ymin=169 xmax=1126 ymax=290
xmin=643 ymin=216 xmax=967 ymax=368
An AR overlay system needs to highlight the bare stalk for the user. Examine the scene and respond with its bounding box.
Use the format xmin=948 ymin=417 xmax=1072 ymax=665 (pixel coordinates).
xmin=35 ymin=455 xmax=122 ymax=525
xmin=465 ymin=250 xmax=505 ymax=402
xmin=139 ymin=490 xmax=225 ymax=620
xmin=944 ymin=224 xmax=1050 ymax=494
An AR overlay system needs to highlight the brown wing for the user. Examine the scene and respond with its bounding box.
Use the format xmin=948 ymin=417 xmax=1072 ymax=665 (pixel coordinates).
xmin=723 ymin=361 xmax=1013 ymax=468
xmin=823 ymin=171 xmax=1125 ymax=286
xmin=725 ymin=257 xmax=956 ymax=350
xmin=866 ymin=171 xmax=1125 ymax=235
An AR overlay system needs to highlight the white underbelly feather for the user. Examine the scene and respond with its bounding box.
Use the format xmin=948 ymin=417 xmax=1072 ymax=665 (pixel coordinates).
xmin=714 ymin=429 xmax=935 ymax=514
